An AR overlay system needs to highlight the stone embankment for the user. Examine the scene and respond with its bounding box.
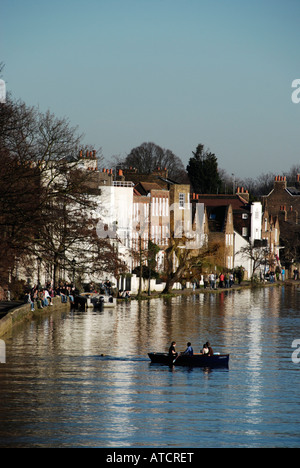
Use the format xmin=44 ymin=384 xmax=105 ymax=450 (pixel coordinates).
xmin=0 ymin=296 xmax=71 ymax=338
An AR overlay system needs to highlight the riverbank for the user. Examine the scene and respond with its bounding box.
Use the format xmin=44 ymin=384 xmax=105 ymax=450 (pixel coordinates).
xmin=1 ymin=279 xmax=298 ymax=337
xmin=0 ymin=296 xmax=71 ymax=338
xmin=130 ymin=279 xmax=289 ymax=300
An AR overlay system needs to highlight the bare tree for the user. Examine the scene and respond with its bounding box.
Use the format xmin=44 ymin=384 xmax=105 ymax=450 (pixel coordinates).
xmin=120 ymin=142 xmax=188 ymax=182
xmin=162 ymin=236 xmax=219 ymax=294
xmin=0 ymin=97 xmax=125 ymax=288
xmin=238 ymin=243 xmax=270 ymax=282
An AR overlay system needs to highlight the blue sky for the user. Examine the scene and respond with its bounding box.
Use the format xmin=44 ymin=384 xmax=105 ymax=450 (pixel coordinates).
xmin=1 ymin=0 xmax=300 ymax=178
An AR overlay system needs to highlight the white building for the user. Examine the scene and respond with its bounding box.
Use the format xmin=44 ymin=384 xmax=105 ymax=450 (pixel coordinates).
xmin=250 ymin=202 xmax=262 ymax=245
xmin=97 ymin=182 xmax=134 ymax=274
xmin=234 ymin=201 xmax=263 ymax=279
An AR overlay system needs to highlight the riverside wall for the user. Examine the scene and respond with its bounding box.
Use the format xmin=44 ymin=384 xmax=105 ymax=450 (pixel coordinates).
xmin=0 ymin=296 xmax=71 ymax=338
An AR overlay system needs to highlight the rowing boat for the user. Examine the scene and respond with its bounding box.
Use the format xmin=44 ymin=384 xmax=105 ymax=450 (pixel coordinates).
xmin=148 ymin=352 xmax=229 ymax=368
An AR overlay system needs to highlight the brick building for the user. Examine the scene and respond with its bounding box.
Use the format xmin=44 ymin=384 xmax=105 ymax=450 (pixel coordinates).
xmin=262 ymin=175 xmax=300 ymax=265
xmin=262 ymin=175 xmax=300 ymax=219
xmin=197 ymin=190 xmax=251 ymax=241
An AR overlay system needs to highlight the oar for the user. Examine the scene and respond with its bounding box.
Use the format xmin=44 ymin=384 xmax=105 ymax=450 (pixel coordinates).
xmin=173 ymin=353 xmax=181 ymax=365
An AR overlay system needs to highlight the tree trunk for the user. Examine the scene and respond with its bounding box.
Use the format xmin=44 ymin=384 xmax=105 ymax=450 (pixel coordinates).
xmin=138 ymin=235 xmax=143 ymax=297
xmin=53 ymin=255 xmax=60 ymax=288
xmin=162 ymin=264 xmax=187 ymax=294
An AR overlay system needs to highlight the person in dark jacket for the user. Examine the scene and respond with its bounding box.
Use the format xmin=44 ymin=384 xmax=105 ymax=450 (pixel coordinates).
xmin=183 ymin=342 xmax=194 ymax=356
xmin=168 ymin=341 xmax=177 ymax=358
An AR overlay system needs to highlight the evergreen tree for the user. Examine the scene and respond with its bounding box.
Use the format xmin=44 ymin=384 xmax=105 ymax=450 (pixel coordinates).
xmin=187 ymin=144 xmax=222 ymax=194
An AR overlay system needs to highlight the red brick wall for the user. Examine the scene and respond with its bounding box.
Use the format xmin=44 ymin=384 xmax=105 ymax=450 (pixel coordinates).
xmin=263 ymin=178 xmax=300 ymax=219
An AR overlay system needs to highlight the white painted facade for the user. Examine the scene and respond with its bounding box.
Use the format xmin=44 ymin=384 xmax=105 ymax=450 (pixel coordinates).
xmin=98 ymin=184 xmax=134 ymax=272
xmin=234 ymin=230 xmax=252 ymax=279
xmin=250 ymin=202 xmax=262 ymax=245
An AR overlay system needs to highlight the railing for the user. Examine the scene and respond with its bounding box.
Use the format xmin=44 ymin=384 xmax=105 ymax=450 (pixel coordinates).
xmin=113 ymin=181 xmax=134 ymax=187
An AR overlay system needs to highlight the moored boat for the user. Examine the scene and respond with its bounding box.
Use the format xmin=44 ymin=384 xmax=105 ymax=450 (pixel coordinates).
xmin=92 ymin=295 xmax=116 ymax=308
xmin=74 ymin=293 xmax=116 ymax=309
xmin=148 ymin=352 xmax=229 ymax=368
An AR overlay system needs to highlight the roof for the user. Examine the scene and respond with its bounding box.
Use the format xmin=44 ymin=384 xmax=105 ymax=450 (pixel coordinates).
xmin=196 ymin=194 xmax=249 ymax=211
xmin=134 ymin=182 xmax=163 ymax=196
xmin=286 ymin=187 xmax=300 ymax=196
xmin=122 ymin=171 xmax=178 ymax=189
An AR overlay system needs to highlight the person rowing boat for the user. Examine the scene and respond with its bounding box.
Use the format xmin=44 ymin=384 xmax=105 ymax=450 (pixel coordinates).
xmin=168 ymin=341 xmax=178 ymax=359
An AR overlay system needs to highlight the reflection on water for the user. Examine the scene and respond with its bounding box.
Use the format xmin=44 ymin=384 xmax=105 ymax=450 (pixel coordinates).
xmin=0 ymin=286 xmax=300 ymax=447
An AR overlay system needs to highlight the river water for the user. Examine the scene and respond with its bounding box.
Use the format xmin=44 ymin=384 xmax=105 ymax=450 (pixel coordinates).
xmin=0 ymin=285 xmax=299 ymax=448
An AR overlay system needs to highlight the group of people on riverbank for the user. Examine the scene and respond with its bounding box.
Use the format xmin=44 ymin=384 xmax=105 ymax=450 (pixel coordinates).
xmin=169 ymin=341 xmax=214 ymax=359
xmin=202 ymin=272 xmax=236 ymax=290
xmin=25 ymin=283 xmax=76 ymax=311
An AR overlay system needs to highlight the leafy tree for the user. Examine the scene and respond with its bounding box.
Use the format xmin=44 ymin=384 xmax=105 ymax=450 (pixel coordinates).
xmin=187 ymin=144 xmax=222 ymax=194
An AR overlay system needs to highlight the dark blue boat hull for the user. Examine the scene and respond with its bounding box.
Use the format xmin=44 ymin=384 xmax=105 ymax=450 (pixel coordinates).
xmin=148 ymin=352 xmax=229 ymax=368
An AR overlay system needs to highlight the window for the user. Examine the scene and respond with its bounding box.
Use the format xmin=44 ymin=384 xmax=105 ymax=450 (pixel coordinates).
xmin=242 ymin=213 xmax=248 ymax=219
xmin=242 ymin=227 xmax=248 ymax=237
xmin=179 ymin=193 xmax=185 ymax=209
xmin=162 ymin=198 xmax=165 ymax=216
